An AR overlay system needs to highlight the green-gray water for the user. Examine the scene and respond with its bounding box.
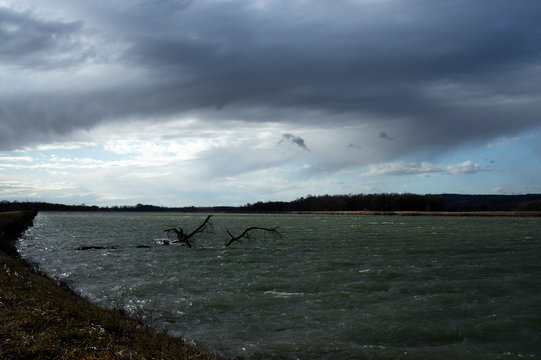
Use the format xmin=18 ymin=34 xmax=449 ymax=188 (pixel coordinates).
xmin=18 ymin=212 xmax=541 ymax=359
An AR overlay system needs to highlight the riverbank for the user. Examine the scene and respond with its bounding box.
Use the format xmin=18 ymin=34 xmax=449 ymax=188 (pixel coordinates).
xmin=288 ymin=210 xmax=541 ymax=216
xmin=0 ymin=211 xmax=226 ymax=359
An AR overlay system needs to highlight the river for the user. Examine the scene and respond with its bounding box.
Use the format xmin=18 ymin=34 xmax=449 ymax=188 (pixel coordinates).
xmin=17 ymin=212 xmax=541 ymax=359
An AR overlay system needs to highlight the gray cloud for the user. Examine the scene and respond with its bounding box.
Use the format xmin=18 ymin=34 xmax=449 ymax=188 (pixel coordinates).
xmin=0 ymin=7 xmax=91 ymax=69
xmin=362 ymin=160 xmax=492 ymax=177
xmin=379 ymin=131 xmax=394 ymax=141
xmin=278 ymin=134 xmax=310 ymax=152
xmin=1 ymin=0 xmax=541 ymax=166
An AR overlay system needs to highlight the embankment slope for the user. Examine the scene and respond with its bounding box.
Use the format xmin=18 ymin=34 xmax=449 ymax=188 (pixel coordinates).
xmin=0 ymin=211 xmax=226 ymax=360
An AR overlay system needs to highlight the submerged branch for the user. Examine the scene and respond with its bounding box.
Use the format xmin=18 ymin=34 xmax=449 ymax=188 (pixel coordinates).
xmin=224 ymin=226 xmax=280 ymax=247
xmin=162 ymin=215 xmax=280 ymax=248
xmin=76 ymin=245 xmax=118 ymax=251
xmin=185 ymin=215 xmax=213 ymax=239
xmin=163 ymin=215 xmax=214 ymax=248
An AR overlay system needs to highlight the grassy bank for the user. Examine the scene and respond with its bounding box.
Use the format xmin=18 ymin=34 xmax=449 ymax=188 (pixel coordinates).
xmin=0 ymin=211 xmax=38 ymax=257
xmin=0 ymin=211 xmax=227 ymax=359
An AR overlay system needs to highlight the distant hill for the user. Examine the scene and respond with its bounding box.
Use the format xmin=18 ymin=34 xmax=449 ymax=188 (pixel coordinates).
xmin=2 ymin=193 xmax=541 ymax=213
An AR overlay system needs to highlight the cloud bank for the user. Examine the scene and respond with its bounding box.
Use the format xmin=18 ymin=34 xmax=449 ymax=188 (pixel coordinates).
xmin=1 ymin=0 xmax=541 ymax=204
xmin=362 ymin=160 xmax=491 ymax=177
xmin=1 ymin=1 xmax=540 ymax=156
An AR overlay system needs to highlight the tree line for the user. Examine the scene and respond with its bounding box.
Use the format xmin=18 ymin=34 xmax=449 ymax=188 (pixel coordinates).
xmin=0 ymin=201 xmax=235 ymax=213
xmin=242 ymin=193 xmax=445 ymax=212
xmin=2 ymin=193 xmax=541 ymax=213
xmin=242 ymin=193 xmax=541 ymax=212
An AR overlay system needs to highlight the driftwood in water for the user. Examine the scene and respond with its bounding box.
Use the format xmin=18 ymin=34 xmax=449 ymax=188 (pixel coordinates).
xmin=163 ymin=215 xmax=213 ymax=248
xmin=224 ymin=226 xmax=280 ymax=247
xmin=76 ymin=245 xmax=152 ymax=250
xmin=76 ymin=245 xmax=118 ymax=251
xmin=162 ymin=215 xmax=280 ymax=248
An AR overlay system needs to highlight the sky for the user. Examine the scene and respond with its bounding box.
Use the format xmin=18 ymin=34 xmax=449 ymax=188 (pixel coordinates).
xmin=1 ymin=0 xmax=541 ymax=207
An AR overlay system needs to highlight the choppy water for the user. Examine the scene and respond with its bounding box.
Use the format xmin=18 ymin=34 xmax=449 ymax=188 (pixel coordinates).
xmin=18 ymin=212 xmax=541 ymax=359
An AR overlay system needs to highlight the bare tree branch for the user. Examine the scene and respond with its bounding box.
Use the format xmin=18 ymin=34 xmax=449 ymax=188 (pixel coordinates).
xmin=224 ymin=226 xmax=280 ymax=247
xmin=162 ymin=216 xmax=279 ymax=249
xmin=163 ymin=215 xmax=213 ymax=247
xmin=185 ymin=215 xmax=213 ymax=239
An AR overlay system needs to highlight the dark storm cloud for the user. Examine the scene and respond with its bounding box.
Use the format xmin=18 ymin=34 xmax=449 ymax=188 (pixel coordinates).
xmin=1 ymin=0 xmax=541 ymax=156
xmin=0 ymin=7 xmax=90 ymax=68
xmin=379 ymin=131 xmax=394 ymax=141
xmin=278 ymin=134 xmax=310 ymax=152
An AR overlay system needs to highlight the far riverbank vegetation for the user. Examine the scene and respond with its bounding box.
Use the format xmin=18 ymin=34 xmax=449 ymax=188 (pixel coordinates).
xmin=2 ymin=193 xmax=541 ymax=213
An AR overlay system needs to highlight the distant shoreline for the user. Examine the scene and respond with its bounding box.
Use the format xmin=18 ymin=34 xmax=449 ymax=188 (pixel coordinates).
xmin=2 ymin=193 xmax=541 ymax=214
xmin=286 ymin=210 xmax=541 ymax=217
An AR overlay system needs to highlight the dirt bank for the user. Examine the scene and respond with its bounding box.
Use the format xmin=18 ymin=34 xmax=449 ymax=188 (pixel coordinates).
xmin=0 ymin=211 xmax=37 ymax=257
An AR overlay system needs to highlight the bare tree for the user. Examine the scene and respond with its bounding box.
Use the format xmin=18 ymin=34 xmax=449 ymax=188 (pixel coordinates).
xmin=224 ymin=226 xmax=280 ymax=248
xmin=163 ymin=215 xmax=213 ymax=247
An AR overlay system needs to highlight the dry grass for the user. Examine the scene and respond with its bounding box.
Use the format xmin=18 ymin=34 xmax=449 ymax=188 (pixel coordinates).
xmin=0 ymin=212 xmax=228 ymax=360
